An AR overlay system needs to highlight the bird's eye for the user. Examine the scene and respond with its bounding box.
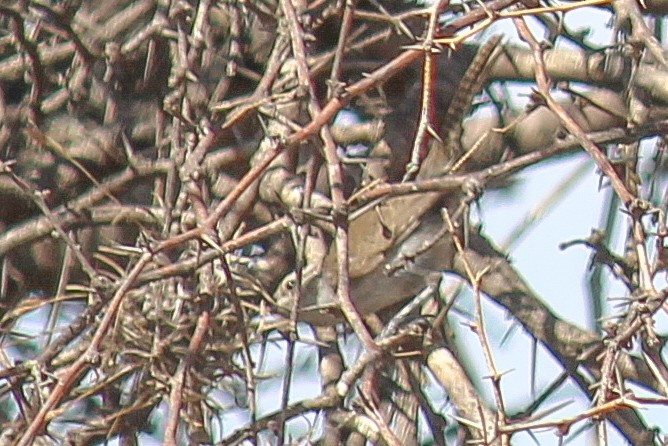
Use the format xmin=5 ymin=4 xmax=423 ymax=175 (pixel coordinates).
xmin=286 ymin=278 xmax=296 ymax=290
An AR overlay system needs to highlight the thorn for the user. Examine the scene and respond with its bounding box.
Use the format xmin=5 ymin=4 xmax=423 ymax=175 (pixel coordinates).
xmin=427 ymin=125 xmax=443 ymax=143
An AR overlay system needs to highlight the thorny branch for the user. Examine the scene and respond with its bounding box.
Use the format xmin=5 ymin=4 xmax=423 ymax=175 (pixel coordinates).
xmin=2 ymin=1 xmax=668 ymax=445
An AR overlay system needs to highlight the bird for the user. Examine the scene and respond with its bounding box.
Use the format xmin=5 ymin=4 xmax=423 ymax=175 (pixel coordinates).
xmin=275 ymin=37 xmax=503 ymax=325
